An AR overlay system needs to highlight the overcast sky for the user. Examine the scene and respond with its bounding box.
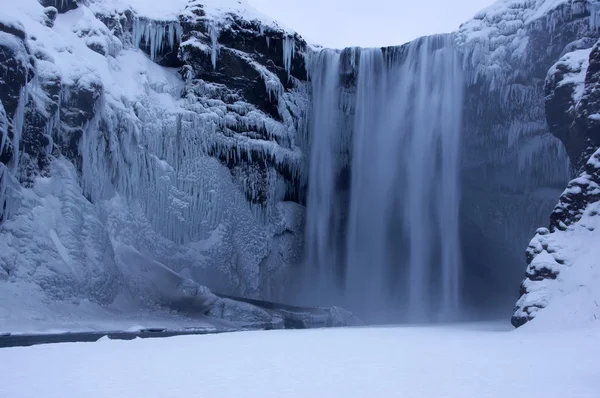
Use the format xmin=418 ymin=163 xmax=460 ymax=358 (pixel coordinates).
xmin=248 ymin=0 xmax=495 ymax=48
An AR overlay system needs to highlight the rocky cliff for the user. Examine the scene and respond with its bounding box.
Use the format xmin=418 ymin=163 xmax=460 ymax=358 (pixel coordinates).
xmin=2 ymin=0 xmax=600 ymax=329
xmin=512 ymin=35 xmax=600 ymax=327
xmin=0 ymin=0 xmax=311 ymax=329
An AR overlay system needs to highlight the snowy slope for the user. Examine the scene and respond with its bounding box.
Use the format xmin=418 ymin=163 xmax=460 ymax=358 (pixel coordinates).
xmin=511 ymin=30 xmax=600 ymax=327
xmin=513 ymin=152 xmax=600 ymax=327
xmin=2 ymin=324 xmax=600 ymax=397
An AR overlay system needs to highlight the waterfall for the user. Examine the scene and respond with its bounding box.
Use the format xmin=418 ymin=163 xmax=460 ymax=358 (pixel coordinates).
xmin=305 ymin=35 xmax=464 ymax=321
xmin=304 ymin=49 xmax=343 ymax=302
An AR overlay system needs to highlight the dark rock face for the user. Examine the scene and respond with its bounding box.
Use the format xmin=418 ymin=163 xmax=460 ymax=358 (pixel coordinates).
xmin=178 ymin=4 xmax=307 ymax=120
xmin=92 ymin=2 xmax=308 ymax=205
xmin=0 ymin=20 xmax=35 ymax=187
xmin=177 ymin=3 xmax=308 ymax=205
xmin=0 ymin=21 xmax=34 ymax=126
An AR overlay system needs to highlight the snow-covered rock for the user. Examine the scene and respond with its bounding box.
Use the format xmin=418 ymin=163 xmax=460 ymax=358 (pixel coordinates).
xmin=513 ymin=36 xmax=600 ymax=327
xmin=512 ymin=149 xmax=600 ymax=327
xmin=0 ymin=0 xmax=309 ymax=326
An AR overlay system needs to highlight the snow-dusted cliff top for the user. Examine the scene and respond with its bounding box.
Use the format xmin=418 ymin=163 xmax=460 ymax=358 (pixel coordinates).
xmin=88 ymin=0 xmax=292 ymax=29
xmin=457 ymin=0 xmax=592 ymax=82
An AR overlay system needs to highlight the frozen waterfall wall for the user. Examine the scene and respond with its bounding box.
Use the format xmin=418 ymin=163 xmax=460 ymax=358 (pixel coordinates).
xmin=0 ymin=0 xmax=310 ymax=313
xmin=303 ymin=36 xmax=464 ymax=321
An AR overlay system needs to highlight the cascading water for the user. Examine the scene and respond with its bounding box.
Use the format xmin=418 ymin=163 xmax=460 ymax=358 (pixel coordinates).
xmin=305 ymin=35 xmax=464 ymax=321
xmin=304 ymin=50 xmax=343 ymax=300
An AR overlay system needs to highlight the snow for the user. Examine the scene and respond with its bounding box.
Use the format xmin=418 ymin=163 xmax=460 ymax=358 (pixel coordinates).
xmin=88 ymin=0 xmax=291 ymax=29
xmin=88 ymin=0 xmax=190 ymax=21
xmin=0 ymin=280 xmax=225 ymax=335
xmin=514 ymin=148 xmax=600 ymax=327
xmin=457 ymin=0 xmax=577 ymax=85
xmin=547 ymin=48 xmax=592 ymax=105
xmin=2 ymin=324 xmax=600 ymax=397
xmin=1 ymin=0 xmax=306 ymax=330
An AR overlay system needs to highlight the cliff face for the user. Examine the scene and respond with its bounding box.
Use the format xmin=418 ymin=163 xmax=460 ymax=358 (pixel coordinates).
xmin=0 ymin=0 xmax=309 ymax=326
xmin=512 ymin=37 xmax=600 ymax=327
xmin=455 ymin=0 xmax=600 ymax=312
xmin=3 ymin=0 xmax=600 ymax=329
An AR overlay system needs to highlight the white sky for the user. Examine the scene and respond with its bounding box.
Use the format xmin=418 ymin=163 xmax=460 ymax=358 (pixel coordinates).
xmin=248 ymin=0 xmax=496 ymax=48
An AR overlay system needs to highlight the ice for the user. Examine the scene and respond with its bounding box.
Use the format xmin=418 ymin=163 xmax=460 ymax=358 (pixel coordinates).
xmin=0 ymin=0 xmax=307 ymax=329
xmin=457 ymin=0 xmax=575 ymax=85
xmin=2 ymin=324 xmax=600 ymax=397
xmin=132 ymin=18 xmax=182 ymax=61
xmin=590 ymin=0 xmax=600 ymax=30
xmin=8 ymin=87 xmax=28 ymax=174
xmin=0 ymin=101 xmax=7 ymax=158
xmin=207 ymin=21 xmax=220 ymax=70
xmin=283 ymin=35 xmax=296 ymax=77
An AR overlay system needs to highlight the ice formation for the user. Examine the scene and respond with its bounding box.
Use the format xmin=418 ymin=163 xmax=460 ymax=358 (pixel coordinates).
xmin=132 ymin=18 xmax=183 ymax=61
xmin=0 ymin=0 xmax=309 ymax=330
xmin=283 ymin=36 xmax=296 ymax=77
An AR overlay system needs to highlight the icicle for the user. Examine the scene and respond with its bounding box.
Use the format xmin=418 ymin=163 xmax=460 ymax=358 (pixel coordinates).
xmin=208 ymin=22 xmax=220 ymax=70
xmin=10 ymin=86 xmax=28 ymax=173
xmin=0 ymin=79 xmax=28 ymax=223
xmin=132 ymin=18 xmax=182 ymax=61
xmin=590 ymin=0 xmax=600 ymax=30
xmin=0 ymin=163 xmax=21 ymax=223
xmin=283 ymin=36 xmax=296 ymax=78
xmin=0 ymin=102 xmax=8 ymax=156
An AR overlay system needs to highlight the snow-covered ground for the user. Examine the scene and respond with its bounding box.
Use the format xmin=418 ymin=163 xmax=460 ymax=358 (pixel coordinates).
xmin=0 ymin=280 xmax=230 ymax=335
xmin=2 ymin=323 xmax=599 ymax=397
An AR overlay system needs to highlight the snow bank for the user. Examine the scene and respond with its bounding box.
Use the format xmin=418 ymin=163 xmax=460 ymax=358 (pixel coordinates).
xmin=514 ymin=148 xmax=600 ymax=328
xmin=2 ymin=324 xmax=599 ymax=397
